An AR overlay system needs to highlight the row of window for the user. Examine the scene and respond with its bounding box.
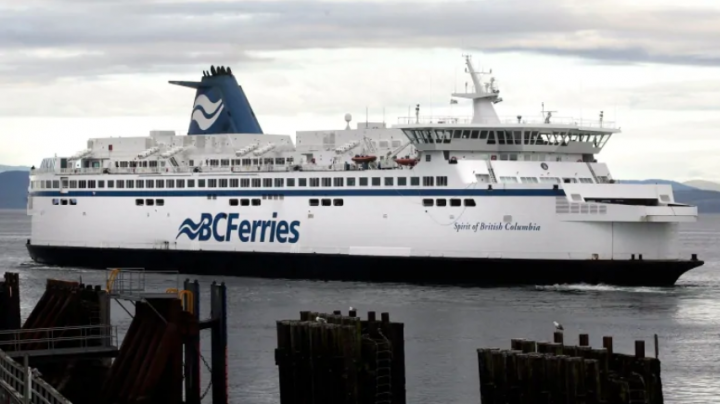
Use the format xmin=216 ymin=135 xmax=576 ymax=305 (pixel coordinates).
xmin=309 ymin=199 xmax=344 ymax=206
xmin=33 ymin=176 xmax=451 ymax=190
xmin=422 ymin=199 xmax=477 ymax=207
xmin=498 ymin=177 xmax=594 ymax=184
xmin=52 ymin=199 xmax=77 ymax=206
xmin=134 ymin=199 xmax=166 ymax=206
xmin=229 ymin=198 xmax=262 ymax=206
xmin=404 ymin=129 xmax=610 ymax=149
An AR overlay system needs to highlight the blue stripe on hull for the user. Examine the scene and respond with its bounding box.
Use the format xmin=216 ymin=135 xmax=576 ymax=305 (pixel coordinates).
xmin=30 ymin=189 xmax=565 ymax=198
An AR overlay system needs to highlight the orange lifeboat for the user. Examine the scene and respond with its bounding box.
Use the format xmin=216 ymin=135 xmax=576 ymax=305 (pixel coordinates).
xmin=394 ymin=157 xmax=418 ymax=166
xmin=351 ymin=155 xmax=377 ymax=163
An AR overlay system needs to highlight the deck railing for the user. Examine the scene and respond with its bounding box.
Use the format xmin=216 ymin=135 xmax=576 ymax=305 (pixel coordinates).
xmin=0 ymin=349 xmax=73 ymax=404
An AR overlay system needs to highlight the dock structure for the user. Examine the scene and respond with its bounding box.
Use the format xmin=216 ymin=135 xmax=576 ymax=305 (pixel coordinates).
xmin=275 ymin=309 xmax=406 ymax=404
xmin=0 ymin=270 xmax=229 ymax=404
xmin=477 ymin=333 xmax=663 ymax=404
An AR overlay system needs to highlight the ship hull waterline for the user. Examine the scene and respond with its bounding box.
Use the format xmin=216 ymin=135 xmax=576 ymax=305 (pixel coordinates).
xmin=26 ymin=243 xmax=703 ymax=287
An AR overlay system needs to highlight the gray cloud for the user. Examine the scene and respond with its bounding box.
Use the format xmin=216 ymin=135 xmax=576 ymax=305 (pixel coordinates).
xmin=1 ymin=0 xmax=720 ymax=81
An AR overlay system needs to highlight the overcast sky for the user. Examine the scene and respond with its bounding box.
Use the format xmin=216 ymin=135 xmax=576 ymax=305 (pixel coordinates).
xmin=2 ymin=0 xmax=719 ymax=181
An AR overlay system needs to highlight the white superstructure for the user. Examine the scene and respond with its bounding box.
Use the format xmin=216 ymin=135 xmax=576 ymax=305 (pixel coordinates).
xmin=25 ymin=57 xmax=703 ymax=286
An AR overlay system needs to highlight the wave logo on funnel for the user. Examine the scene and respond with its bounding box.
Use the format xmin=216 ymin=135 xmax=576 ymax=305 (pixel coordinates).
xmin=191 ymin=94 xmax=224 ymax=130
xmin=176 ymin=213 xmax=213 ymax=240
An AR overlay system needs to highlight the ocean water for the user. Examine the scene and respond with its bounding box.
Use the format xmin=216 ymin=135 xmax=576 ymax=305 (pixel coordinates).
xmin=1 ymin=209 xmax=718 ymax=403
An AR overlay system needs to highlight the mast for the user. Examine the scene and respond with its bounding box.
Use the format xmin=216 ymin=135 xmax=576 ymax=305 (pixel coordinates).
xmin=451 ymin=55 xmax=502 ymax=124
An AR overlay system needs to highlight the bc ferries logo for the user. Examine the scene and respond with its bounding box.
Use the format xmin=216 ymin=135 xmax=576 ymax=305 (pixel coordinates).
xmin=176 ymin=212 xmax=301 ymax=243
xmin=191 ymin=93 xmax=225 ymax=130
xmin=454 ymin=221 xmax=542 ymax=232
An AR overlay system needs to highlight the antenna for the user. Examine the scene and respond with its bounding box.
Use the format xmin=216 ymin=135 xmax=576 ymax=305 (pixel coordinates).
xmin=541 ymin=102 xmax=557 ymax=124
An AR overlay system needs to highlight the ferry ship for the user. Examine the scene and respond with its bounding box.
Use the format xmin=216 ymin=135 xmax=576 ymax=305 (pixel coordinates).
xmin=25 ymin=57 xmax=704 ymax=286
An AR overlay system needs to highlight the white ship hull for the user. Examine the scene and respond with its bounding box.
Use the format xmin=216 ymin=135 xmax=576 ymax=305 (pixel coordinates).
xmin=26 ymin=179 xmax=703 ymax=286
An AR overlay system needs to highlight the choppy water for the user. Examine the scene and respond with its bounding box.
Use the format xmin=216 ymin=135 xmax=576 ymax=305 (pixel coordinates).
xmin=1 ymin=209 xmax=718 ymax=403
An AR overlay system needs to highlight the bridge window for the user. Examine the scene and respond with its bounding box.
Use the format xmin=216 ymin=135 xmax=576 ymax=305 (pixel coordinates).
xmin=116 ymin=180 xmax=125 ymax=189
xmin=88 ymin=180 xmax=96 ymax=188
xmin=397 ymin=177 xmax=407 ymax=186
xmin=499 ymin=176 xmax=519 ymax=184
xmin=384 ymin=177 xmax=394 ymax=186
xmin=126 ymin=180 xmax=134 ymax=189
xmin=218 ymin=179 xmax=227 ymax=188
xmin=539 ymin=177 xmax=560 ymax=184
xmin=134 ymin=180 xmax=143 ymax=188
xmin=372 ymin=177 xmax=381 ymax=186
xmin=187 ymin=179 xmax=195 ymax=188
xmin=359 ymin=178 xmax=368 ymax=186
xmin=450 ymin=199 xmax=461 ymax=207
xmin=422 ymin=199 xmax=434 ymax=207
xmin=252 ymin=199 xmax=261 ymax=206
xmin=69 ymin=180 xmax=78 ymax=188
xmin=263 ymin=178 xmax=272 ymax=187
xmin=286 ymin=178 xmax=295 ymax=187
xmin=321 ymin=199 xmax=331 ymax=206
xmin=299 ymin=178 xmax=307 ymax=187
xmin=146 ymin=199 xmax=154 ymax=206
xmin=563 ymin=178 xmax=577 ymax=183
xmin=309 ymin=199 xmax=319 ymax=206
xmin=275 ymin=178 xmax=284 ymax=187
xmin=436 ymin=176 xmax=448 ymax=186
xmin=252 ymin=178 xmax=261 ymax=187
xmin=347 ymin=178 xmax=356 ymax=186
xmin=207 ymin=179 xmax=216 ymax=187
xmin=333 ymin=177 xmax=344 ymax=187
xmin=156 ymin=199 xmax=164 ymax=206
xmin=79 ymin=180 xmax=87 ymax=189
xmin=229 ymin=199 xmax=238 ymax=206
xmin=333 ymin=199 xmax=344 ymax=206
xmin=107 ymin=180 xmax=114 ymax=188
xmin=53 ymin=180 xmax=60 ymax=188
xmin=241 ymin=199 xmax=249 ymax=206
xmin=464 ymin=199 xmax=476 ymax=207
xmin=176 ymin=179 xmax=185 ymax=188
xmin=425 ymin=154 xmax=431 ymax=162
xmin=578 ymin=178 xmax=594 ymax=184
xmin=136 ymin=199 xmax=144 ymax=206
xmin=238 ymin=179 xmax=248 ymax=187
xmin=411 ymin=177 xmax=420 ymax=186
xmin=520 ymin=177 xmax=539 ymax=183
xmin=322 ymin=177 xmax=331 ymax=187
xmin=487 ymin=131 xmax=496 ymax=145
xmin=436 ymin=199 xmax=447 ymax=207
xmin=309 ymin=178 xmax=319 ymax=187
xmin=422 ymin=177 xmax=434 ymax=186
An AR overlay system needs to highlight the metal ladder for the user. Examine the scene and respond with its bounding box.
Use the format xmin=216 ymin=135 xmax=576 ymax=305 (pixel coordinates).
xmin=586 ymin=162 xmax=600 ymax=183
xmin=486 ymin=160 xmax=498 ymax=183
xmin=372 ymin=331 xmax=393 ymax=404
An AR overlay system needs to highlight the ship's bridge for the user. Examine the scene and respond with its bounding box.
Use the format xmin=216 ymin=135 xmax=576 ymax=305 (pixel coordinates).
xmin=394 ymin=117 xmax=619 ymax=156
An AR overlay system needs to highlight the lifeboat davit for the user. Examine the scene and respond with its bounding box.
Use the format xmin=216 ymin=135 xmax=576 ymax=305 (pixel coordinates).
xmin=394 ymin=158 xmax=418 ymax=166
xmin=351 ymin=155 xmax=377 ymax=163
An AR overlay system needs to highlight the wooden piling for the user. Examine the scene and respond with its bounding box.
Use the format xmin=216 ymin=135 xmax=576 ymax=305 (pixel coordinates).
xmin=277 ymin=309 xmax=406 ymax=404
xmin=477 ymin=333 xmax=664 ymax=404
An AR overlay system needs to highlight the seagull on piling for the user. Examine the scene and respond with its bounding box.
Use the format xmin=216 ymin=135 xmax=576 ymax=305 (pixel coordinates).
xmin=316 ymin=316 xmax=327 ymax=323
xmin=553 ymin=321 xmax=564 ymax=331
